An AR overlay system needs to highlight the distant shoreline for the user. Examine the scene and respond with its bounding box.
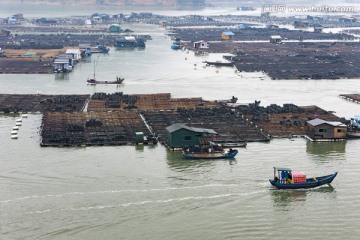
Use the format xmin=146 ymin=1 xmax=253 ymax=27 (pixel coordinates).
xmin=0 ymin=1 xmax=205 ymax=7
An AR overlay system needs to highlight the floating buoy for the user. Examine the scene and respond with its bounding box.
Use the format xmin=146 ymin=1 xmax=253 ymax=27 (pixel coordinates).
xmin=11 ymin=135 xmax=18 ymax=139
xmin=11 ymin=130 xmax=18 ymax=135
xmin=13 ymin=126 xmax=19 ymax=130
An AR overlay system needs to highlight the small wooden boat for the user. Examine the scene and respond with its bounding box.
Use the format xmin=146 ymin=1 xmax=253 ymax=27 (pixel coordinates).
xmin=269 ymin=167 xmax=338 ymax=189
xmin=182 ymin=149 xmax=238 ymax=160
xmin=221 ymin=142 xmax=247 ymax=148
xmin=203 ymin=60 xmax=234 ymax=67
xmin=87 ymin=77 xmax=124 ymax=85
xmin=87 ymin=55 xmax=124 ymax=85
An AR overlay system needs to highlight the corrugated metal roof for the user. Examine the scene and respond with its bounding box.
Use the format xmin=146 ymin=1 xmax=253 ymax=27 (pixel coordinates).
xmin=270 ymin=35 xmax=282 ymax=39
xmin=307 ymin=118 xmax=346 ymax=127
xmin=54 ymin=58 xmax=69 ymax=64
xmin=166 ymin=123 xmax=217 ymax=134
xmin=223 ymin=31 xmax=235 ymax=35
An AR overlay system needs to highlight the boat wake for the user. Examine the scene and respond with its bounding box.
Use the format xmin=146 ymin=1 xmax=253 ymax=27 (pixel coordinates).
xmin=25 ymin=194 xmax=234 ymax=215
xmin=0 ymin=184 xmax=237 ymax=204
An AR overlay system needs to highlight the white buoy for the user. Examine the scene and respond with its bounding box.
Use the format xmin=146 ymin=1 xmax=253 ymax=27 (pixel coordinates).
xmin=11 ymin=130 xmax=18 ymax=135
xmin=11 ymin=135 xmax=18 ymax=139
xmin=13 ymin=126 xmax=19 ymax=130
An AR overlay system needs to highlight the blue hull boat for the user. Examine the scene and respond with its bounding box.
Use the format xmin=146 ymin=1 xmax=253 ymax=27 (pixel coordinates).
xmin=182 ymin=150 xmax=238 ymax=160
xmin=269 ymin=167 xmax=338 ymax=189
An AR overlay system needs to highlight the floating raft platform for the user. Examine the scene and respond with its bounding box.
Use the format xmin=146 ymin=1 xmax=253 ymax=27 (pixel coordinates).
xmin=236 ymin=103 xmax=344 ymax=137
xmin=0 ymin=94 xmax=90 ymax=113
xmin=19 ymin=92 xmax=346 ymax=146
xmin=87 ymin=92 xmax=219 ymax=112
xmin=41 ymin=111 xmax=151 ymax=147
xmin=339 ymin=94 xmax=360 ymax=104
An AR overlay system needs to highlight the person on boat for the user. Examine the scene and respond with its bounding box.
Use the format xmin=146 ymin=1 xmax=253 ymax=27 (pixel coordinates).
xmin=286 ymin=172 xmax=292 ymax=184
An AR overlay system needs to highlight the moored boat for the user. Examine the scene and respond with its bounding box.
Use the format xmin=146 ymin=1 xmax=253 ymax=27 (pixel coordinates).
xmin=182 ymin=148 xmax=238 ymax=160
xmin=203 ymin=60 xmax=234 ymax=67
xmin=269 ymin=167 xmax=338 ymax=189
xmin=221 ymin=141 xmax=247 ymax=148
xmin=87 ymin=56 xmax=124 ymax=84
xmin=87 ymin=77 xmax=124 ymax=85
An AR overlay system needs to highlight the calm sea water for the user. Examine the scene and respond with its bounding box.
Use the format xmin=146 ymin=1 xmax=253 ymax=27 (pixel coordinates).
xmin=1 ymin=5 xmax=360 ymax=240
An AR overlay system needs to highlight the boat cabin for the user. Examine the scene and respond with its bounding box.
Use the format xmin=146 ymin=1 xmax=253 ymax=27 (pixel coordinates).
xmin=273 ymin=167 xmax=306 ymax=184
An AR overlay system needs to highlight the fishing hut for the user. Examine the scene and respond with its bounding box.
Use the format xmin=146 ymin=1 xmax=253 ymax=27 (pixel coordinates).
xmin=165 ymin=123 xmax=217 ymax=150
xmin=306 ymin=118 xmax=347 ymax=141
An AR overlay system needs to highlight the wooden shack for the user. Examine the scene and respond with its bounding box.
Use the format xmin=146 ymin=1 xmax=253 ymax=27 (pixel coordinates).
xmin=270 ymin=35 xmax=282 ymax=44
xmin=306 ymin=118 xmax=347 ymax=141
xmin=165 ymin=123 xmax=217 ymax=149
xmin=222 ymin=31 xmax=235 ymax=40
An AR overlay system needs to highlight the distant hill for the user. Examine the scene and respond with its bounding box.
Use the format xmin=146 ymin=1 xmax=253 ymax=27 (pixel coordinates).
xmin=14 ymin=0 xmax=206 ymax=6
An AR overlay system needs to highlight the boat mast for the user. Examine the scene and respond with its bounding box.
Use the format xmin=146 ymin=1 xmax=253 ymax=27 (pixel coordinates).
xmin=93 ymin=55 xmax=100 ymax=80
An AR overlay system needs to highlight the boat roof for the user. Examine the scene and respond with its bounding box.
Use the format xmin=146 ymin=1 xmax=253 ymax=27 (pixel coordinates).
xmin=273 ymin=167 xmax=292 ymax=171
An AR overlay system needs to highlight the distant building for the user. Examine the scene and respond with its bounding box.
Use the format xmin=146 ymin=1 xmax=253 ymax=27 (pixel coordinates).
xmin=53 ymin=58 xmax=72 ymax=73
xmin=65 ymin=49 xmax=81 ymax=62
xmin=237 ymin=6 xmax=255 ymax=11
xmin=270 ymin=35 xmax=282 ymax=44
xmin=339 ymin=17 xmax=356 ymax=23
xmin=8 ymin=17 xmax=18 ymax=25
xmin=116 ymin=36 xmax=145 ymax=48
xmin=222 ymin=31 xmax=235 ymax=40
xmin=13 ymin=13 xmax=24 ymax=20
xmin=313 ymin=25 xmax=323 ymax=33
xmin=109 ymin=24 xmax=121 ymax=33
xmin=266 ymin=24 xmax=279 ymax=29
xmin=36 ymin=18 xmax=57 ymax=25
xmin=0 ymin=29 xmax=10 ymax=37
xmin=234 ymin=24 xmax=249 ymax=29
xmin=85 ymin=19 xmax=92 ymax=26
xmin=193 ymin=40 xmax=209 ymax=49
xmin=165 ymin=123 xmax=217 ymax=149
xmin=294 ymin=20 xmax=309 ymax=28
xmin=159 ymin=21 xmax=167 ymax=28
xmin=139 ymin=12 xmax=152 ymax=18
xmin=306 ymin=118 xmax=347 ymax=141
